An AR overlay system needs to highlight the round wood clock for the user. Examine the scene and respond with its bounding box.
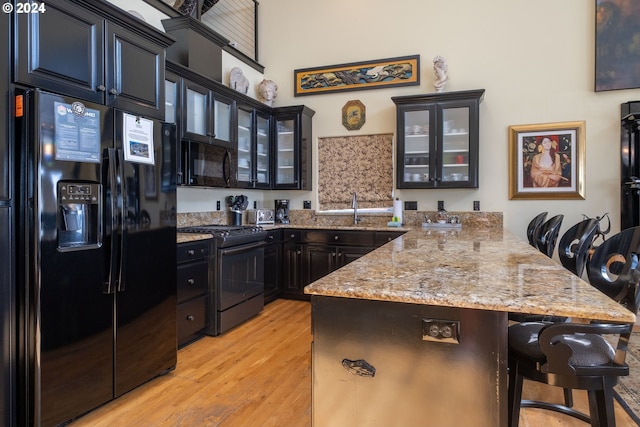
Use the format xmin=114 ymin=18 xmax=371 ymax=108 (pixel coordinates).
xmin=342 ymin=100 xmax=366 ymax=130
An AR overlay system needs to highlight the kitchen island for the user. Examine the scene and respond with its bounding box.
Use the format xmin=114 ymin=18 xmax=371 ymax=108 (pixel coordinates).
xmin=304 ymin=226 xmax=635 ymax=427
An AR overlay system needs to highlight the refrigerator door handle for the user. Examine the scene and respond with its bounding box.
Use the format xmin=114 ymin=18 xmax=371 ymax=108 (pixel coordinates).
xmin=103 ymin=147 xmax=119 ymax=294
xmin=116 ymin=148 xmax=127 ymax=292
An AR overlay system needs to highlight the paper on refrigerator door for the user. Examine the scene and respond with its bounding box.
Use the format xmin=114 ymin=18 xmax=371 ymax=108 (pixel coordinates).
xmin=123 ymin=112 xmax=155 ymax=165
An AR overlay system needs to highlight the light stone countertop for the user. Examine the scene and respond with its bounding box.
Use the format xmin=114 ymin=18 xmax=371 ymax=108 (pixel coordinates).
xmin=303 ymin=226 xmax=636 ymax=323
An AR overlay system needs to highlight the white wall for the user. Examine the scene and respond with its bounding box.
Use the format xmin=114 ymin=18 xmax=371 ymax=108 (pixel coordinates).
xmin=111 ymin=0 xmax=640 ymax=239
xmin=258 ymin=0 xmax=640 ymax=239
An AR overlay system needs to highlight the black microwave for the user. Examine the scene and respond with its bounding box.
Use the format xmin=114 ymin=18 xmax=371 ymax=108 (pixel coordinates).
xmin=183 ymin=141 xmax=238 ymax=187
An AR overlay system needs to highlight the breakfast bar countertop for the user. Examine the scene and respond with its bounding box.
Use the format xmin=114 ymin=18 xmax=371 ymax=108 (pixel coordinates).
xmin=304 ymin=226 xmax=636 ymax=323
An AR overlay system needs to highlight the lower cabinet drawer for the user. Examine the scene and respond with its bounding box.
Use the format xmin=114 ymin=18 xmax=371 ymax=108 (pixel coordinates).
xmin=177 ymin=259 xmax=208 ymax=302
xmin=177 ymin=295 xmax=207 ymax=346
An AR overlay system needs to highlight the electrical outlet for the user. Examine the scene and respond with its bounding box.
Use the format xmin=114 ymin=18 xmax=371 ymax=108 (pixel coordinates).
xmin=422 ymin=319 xmax=460 ymax=344
xmin=404 ymin=201 xmax=418 ymax=210
xmin=437 ymin=200 xmax=445 ymax=211
xmin=473 ymin=201 xmax=480 ymax=211
xmin=253 ymin=201 xmax=257 ymax=209
xmin=303 ymin=200 xmax=312 ymax=209
xmin=216 ymin=200 xmax=221 ymax=211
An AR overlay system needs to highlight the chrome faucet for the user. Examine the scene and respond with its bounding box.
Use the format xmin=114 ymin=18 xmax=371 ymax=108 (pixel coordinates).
xmin=352 ymin=192 xmax=361 ymax=224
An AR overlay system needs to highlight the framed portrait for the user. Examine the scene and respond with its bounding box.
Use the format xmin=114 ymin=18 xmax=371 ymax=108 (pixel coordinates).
xmin=294 ymin=55 xmax=420 ymax=96
xmin=508 ymin=121 xmax=585 ymax=200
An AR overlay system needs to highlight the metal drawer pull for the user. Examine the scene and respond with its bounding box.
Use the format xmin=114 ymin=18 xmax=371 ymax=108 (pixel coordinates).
xmin=342 ymin=359 xmax=376 ymax=378
xmin=186 ymin=315 xmax=194 ymax=321
xmin=187 ymin=278 xmax=195 ymax=285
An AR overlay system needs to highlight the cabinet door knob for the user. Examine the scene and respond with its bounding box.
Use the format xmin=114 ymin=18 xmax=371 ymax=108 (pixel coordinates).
xmin=296 ymin=250 xmax=301 ymax=255
xmin=187 ymin=249 xmax=195 ymax=255
xmin=334 ymin=235 xmax=339 ymax=241
xmin=186 ymin=315 xmax=194 ymax=321
xmin=97 ymin=85 xmax=106 ymax=92
xmin=187 ymin=278 xmax=195 ymax=285
xmin=109 ymin=88 xmax=118 ymax=95
xmin=290 ymin=234 xmax=296 ymax=239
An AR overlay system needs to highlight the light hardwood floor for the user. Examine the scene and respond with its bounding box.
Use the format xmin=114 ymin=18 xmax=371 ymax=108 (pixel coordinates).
xmin=70 ymin=299 xmax=638 ymax=427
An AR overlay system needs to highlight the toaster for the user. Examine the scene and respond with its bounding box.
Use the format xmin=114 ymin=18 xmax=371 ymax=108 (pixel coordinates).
xmin=247 ymin=209 xmax=275 ymax=225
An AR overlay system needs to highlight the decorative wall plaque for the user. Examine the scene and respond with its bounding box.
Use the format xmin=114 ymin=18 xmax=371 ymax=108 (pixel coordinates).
xmin=342 ymin=100 xmax=366 ymax=130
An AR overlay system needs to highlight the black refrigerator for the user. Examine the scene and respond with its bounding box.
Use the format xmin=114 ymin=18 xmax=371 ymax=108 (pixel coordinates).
xmin=1 ymin=8 xmax=15 ymax=426
xmin=16 ymin=89 xmax=177 ymax=426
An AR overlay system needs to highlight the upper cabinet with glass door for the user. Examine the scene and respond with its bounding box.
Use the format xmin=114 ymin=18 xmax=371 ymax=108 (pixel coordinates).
xmin=237 ymin=106 xmax=253 ymax=184
xmin=392 ymin=89 xmax=485 ymax=189
xmin=181 ymin=78 xmax=234 ymax=149
xmin=272 ymin=106 xmax=315 ymax=190
xmin=255 ymin=111 xmax=271 ymax=188
xmin=236 ymin=106 xmax=271 ymax=188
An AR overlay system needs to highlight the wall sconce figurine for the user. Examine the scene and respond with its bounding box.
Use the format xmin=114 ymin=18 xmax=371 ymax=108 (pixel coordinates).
xmin=257 ymin=79 xmax=278 ymax=106
xmin=433 ymin=55 xmax=449 ymax=92
xmin=229 ymin=67 xmax=249 ymax=94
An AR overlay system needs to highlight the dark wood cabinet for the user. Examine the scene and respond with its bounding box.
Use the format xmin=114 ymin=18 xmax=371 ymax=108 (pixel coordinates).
xmin=374 ymin=231 xmax=405 ymax=246
xmin=164 ymin=70 xmax=185 ymax=185
xmin=272 ymin=106 xmax=315 ymax=190
xmin=264 ymin=229 xmax=282 ymax=303
xmin=281 ymin=230 xmax=306 ymax=300
xmin=166 ymin=61 xmax=312 ymax=190
xmin=304 ymin=230 xmax=375 ymax=285
xmin=181 ymin=77 xmax=234 ymax=149
xmin=392 ymin=89 xmax=485 ymax=189
xmin=14 ymin=0 xmax=171 ymax=119
xmin=305 ymin=244 xmax=371 ymax=284
xmin=176 ymin=239 xmax=212 ymax=347
xmin=278 ymin=229 xmax=406 ymax=300
xmin=237 ymin=105 xmax=272 ymax=189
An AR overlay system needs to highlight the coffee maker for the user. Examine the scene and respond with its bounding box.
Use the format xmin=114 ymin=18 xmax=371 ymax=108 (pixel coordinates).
xmin=275 ymin=199 xmax=290 ymax=224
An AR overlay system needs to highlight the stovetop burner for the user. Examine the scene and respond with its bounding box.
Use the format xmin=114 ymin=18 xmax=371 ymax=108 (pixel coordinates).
xmin=178 ymin=224 xmax=267 ymax=247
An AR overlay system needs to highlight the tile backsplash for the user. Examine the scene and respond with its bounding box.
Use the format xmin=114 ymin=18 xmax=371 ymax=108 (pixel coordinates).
xmin=178 ymin=210 xmax=503 ymax=229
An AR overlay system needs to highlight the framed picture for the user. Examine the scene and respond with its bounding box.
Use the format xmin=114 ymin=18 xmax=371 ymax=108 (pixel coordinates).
xmin=508 ymin=121 xmax=585 ymax=200
xmin=342 ymin=100 xmax=366 ymax=130
xmin=595 ymin=0 xmax=640 ymax=91
xmin=294 ymin=55 xmax=419 ymax=96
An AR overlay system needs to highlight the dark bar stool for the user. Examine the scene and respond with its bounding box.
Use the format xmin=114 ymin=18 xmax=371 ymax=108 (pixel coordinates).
xmin=557 ymin=218 xmax=600 ymax=277
xmin=526 ymin=212 xmax=548 ymax=248
xmin=535 ymin=214 xmax=564 ymax=258
xmin=508 ymin=227 xmax=640 ymax=427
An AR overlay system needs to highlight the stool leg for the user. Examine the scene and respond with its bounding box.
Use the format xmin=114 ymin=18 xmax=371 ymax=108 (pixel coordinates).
xmin=587 ymin=385 xmax=615 ymax=427
xmin=563 ymin=388 xmax=573 ymax=408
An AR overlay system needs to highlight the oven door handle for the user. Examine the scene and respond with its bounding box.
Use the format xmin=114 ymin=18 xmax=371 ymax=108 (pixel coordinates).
xmin=219 ymin=240 xmax=265 ymax=256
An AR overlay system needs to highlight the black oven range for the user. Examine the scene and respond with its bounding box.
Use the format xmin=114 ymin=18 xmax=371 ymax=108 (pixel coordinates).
xmin=178 ymin=225 xmax=267 ymax=335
